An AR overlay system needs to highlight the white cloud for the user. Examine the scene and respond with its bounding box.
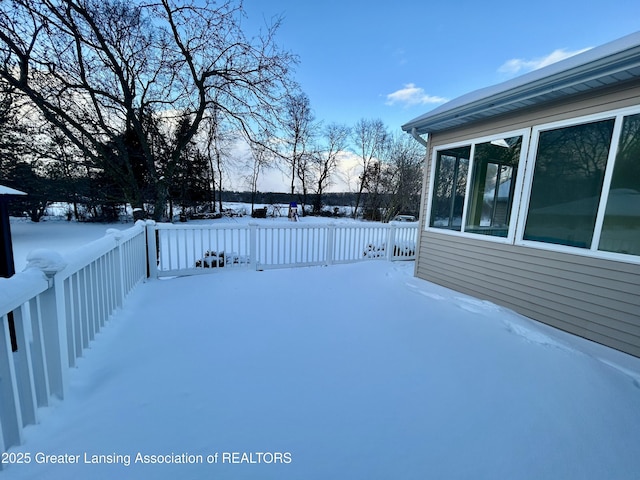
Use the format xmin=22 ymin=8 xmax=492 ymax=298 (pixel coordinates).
xmin=498 ymin=47 xmax=592 ymax=75
xmin=385 ymin=84 xmax=448 ymax=107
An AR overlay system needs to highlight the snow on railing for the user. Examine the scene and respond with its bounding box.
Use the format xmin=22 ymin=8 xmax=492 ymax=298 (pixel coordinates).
xmin=149 ymin=222 xmax=418 ymax=277
xmin=0 ymin=222 xmax=147 ymax=463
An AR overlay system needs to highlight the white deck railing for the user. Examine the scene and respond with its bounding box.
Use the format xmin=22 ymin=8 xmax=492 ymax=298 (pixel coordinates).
xmin=148 ymin=222 xmax=418 ymax=277
xmin=1 ymin=220 xmax=416 ymax=464
xmin=0 ymin=223 xmax=147 ymax=462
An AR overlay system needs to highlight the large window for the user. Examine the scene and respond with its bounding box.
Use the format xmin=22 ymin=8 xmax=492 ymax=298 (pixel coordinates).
xmin=523 ymin=119 xmax=615 ymax=248
xmin=598 ymin=113 xmax=640 ymax=256
xmin=428 ymin=133 xmax=525 ymax=238
xmin=519 ymin=109 xmax=640 ymax=258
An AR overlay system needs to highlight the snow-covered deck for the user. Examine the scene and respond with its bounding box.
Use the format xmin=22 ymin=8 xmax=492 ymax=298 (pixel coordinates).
xmin=6 ymin=261 xmax=640 ymax=480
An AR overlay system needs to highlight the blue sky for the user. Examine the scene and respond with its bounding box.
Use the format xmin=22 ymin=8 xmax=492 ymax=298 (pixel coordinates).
xmin=241 ymin=0 xmax=640 ymax=133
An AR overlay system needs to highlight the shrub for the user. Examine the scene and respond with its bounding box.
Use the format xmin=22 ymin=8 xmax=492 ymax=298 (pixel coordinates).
xmin=195 ymin=250 xmax=225 ymax=268
xmin=363 ymin=241 xmax=416 ymax=258
xmin=195 ymin=250 xmax=250 ymax=268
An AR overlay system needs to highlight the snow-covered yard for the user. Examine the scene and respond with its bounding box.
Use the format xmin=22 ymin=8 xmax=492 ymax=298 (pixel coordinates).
xmin=5 ymin=219 xmax=640 ymax=479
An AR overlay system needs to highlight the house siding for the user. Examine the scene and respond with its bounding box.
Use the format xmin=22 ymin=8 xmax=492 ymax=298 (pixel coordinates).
xmin=415 ymin=80 xmax=640 ymax=357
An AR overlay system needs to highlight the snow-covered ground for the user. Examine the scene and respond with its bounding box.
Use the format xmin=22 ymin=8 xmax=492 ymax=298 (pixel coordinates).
xmin=9 ymin=218 xmax=131 ymax=272
xmin=5 ymin=219 xmax=640 ymax=479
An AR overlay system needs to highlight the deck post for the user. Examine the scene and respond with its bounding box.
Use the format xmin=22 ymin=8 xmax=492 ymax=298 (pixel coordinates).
xmin=145 ymin=221 xmax=159 ymax=279
xmin=107 ymin=229 xmax=125 ymax=308
xmin=387 ymin=224 xmax=396 ymax=261
xmin=249 ymin=223 xmax=259 ymax=270
xmin=326 ymin=224 xmax=335 ymax=265
xmin=22 ymin=251 xmax=71 ymax=402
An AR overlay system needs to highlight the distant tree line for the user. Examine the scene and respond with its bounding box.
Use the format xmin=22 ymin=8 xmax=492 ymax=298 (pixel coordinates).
xmin=0 ymin=0 xmax=425 ymax=223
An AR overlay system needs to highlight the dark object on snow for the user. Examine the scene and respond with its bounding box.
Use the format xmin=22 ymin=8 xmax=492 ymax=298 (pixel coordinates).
xmin=132 ymin=208 xmax=146 ymax=221
xmin=195 ymin=251 xmax=249 ymax=268
xmin=288 ymin=202 xmax=299 ymax=221
xmin=0 ymin=185 xmax=25 ymax=278
xmin=252 ymin=207 xmax=268 ymax=218
xmin=1 ymin=184 xmax=27 ymax=352
xmin=196 ymin=251 xmax=225 ymax=268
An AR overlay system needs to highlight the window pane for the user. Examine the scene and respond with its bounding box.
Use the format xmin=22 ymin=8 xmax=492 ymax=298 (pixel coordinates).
xmin=465 ymin=136 xmax=522 ymax=237
xmin=599 ymin=113 xmax=640 ymax=256
xmin=524 ymin=119 xmax=614 ymax=248
xmin=430 ymin=146 xmax=470 ymax=230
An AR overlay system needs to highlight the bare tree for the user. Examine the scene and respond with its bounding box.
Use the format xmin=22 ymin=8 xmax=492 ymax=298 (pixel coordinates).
xmin=281 ymin=92 xmax=315 ymax=200
xmin=311 ymin=122 xmax=349 ymax=213
xmin=357 ymin=131 xmax=424 ymax=221
xmin=350 ymin=118 xmax=388 ymax=218
xmin=0 ymin=0 xmax=296 ymax=220
xmin=381 ymin=132 xmax=424 ymax=221
xmin=201 ymin=108 xmax=236 ymax=214
xmin=0 ymin=84 xmax=24 ymax=173
xmin=245 ymin=133 xmax=274 ymax=215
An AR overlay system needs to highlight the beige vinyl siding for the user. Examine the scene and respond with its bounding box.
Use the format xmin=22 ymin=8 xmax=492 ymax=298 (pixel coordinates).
xmin=415 ymin=80 xmax=640 ymax=357
xmin=417 ymin=233 xmax=640 ymax=356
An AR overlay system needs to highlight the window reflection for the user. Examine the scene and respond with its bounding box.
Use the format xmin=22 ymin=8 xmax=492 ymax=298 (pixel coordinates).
xmin=430 ymin=146 xmax=470 ymax=230
xmin=599 ymin=114 xmax=640 ymax=255
xmin=524 ymin=119 xmax=615 ymax=248
xmin=465 ymin=136 xmax=521 ymax=237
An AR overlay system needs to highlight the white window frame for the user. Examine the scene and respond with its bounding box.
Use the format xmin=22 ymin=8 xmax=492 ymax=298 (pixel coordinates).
xmin=515 ymin=105 xmax=640 ymax=263
xmin=425 ymin=128 xmax=531 ymax=244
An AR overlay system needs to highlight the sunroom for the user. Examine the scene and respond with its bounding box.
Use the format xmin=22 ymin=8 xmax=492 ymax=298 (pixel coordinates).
xmin=403 ymin=31 xmax=640 ymax=357
xmin=427 ymin=110 xmax=639 ymax=255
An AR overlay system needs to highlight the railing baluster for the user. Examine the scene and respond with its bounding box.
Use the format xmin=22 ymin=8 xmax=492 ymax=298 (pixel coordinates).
xmin=29 ymin=295 xmax=50 ymax=408
xmin=0 ymin=311 xmax=23 ymax=449
xmin=64 ymin=277 xmax=77 ymax=367
xmin=90 ymin=261 xmax=99 ymax=334
xmin=75 ymin=271 xmax=88 ymax=351
xmin=12 ymin=303 xmax=38 ymax=427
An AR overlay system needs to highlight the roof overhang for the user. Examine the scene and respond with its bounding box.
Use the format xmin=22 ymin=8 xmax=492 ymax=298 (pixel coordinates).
xmin=402 ymin=31 xmax=640 ymax=135
xmin=0 ymin=185 xmax=27 ymax=196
